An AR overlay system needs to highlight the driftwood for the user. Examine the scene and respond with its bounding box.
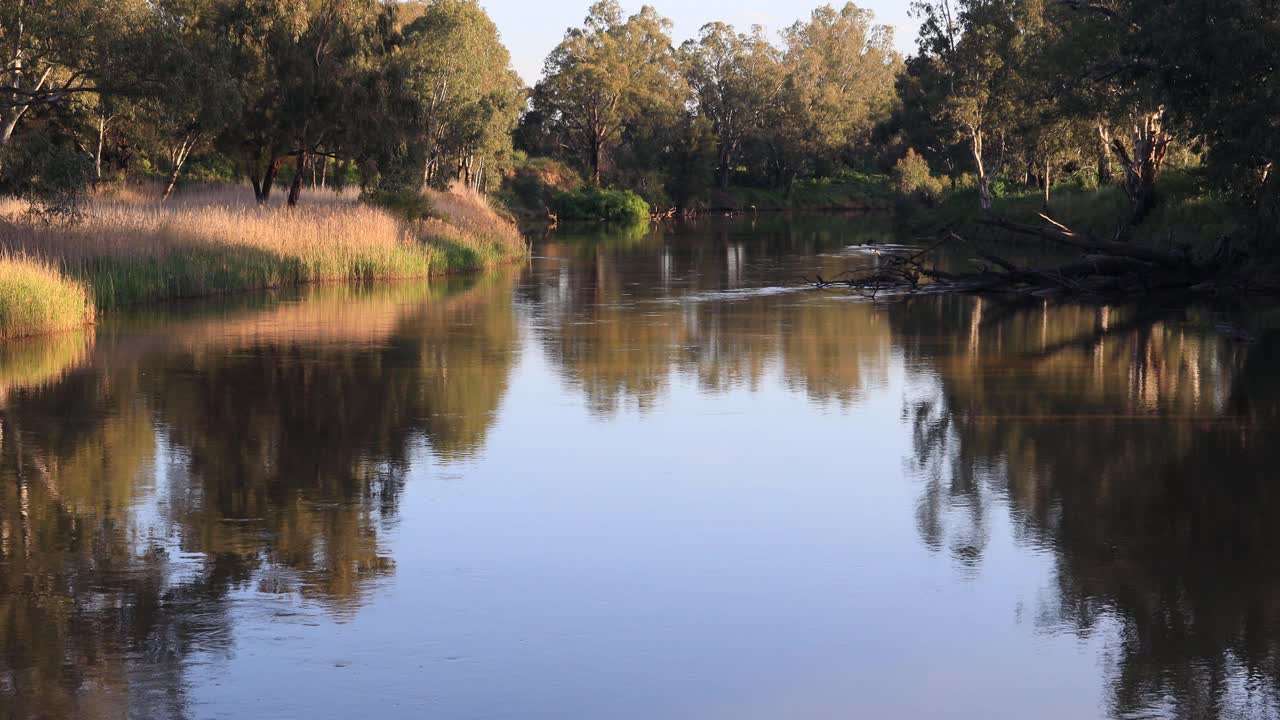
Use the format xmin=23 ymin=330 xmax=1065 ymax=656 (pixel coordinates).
xmin=807 ymin=213 xmax=1269 ymax=299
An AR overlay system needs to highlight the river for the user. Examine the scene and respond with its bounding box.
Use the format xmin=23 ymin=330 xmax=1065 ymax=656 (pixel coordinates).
xmin=2 ymin=214 xmax=1277 ymax=719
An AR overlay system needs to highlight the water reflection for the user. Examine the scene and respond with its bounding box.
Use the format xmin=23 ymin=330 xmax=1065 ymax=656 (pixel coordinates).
xmin=893 ymin=295 xmax=1278 ymax=719
xmin=529 ymin=217 xmax=897 ymax=413
xmin=0 ymin=277 xmax=519 ymax=718
xmin=2 ymin=215 xmax=1279 ymax=718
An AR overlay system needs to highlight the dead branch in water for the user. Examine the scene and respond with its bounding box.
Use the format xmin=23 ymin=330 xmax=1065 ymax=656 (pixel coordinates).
xmin=806 ymin=214 xmax=1268 ymax=299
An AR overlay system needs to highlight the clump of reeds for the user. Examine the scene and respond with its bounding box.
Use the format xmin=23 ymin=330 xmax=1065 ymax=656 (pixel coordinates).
xmin=0 ymin=184 xmax=527 ymax=312
xmin=418 ymin=184 xmax=528 ymax=270
xmin=0 ymin=254 xmax=95 ymax=340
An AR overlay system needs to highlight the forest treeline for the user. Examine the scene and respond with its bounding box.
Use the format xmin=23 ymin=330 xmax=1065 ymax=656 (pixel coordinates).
xmin=3 ymin=0 xmax=1278 ymax=244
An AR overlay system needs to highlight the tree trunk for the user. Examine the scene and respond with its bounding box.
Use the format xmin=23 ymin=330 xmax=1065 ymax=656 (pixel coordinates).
xmin=1096 ymin=124 xmax=1114 ymax=186
xmin=1042 ymin=159 xmax=1052 ymax=209
xmin=717 ymin=143 xmax=736 ymax=190
xmin=0 ymin=114 xmax=20 ymax=147
xmin=589 ymin=133 xmax=602 ymax=185
xmin=256 ymin=155 xmax=281 ymax=205
xmin=320 ymin=156 xmax=328 ymax=191
xmin=94 ymin=116 xmax=109 ymax=184
xmin=162 ymin=136 xmax=196 ymax=202
xmin=287 ymin=149 xmax=305 ymax=207
xmin=162 ymin=165 xmax=183 ymax=201
xmin=971 ymin=128 xmax=992 ymax=211
xmin=1109 ymin=111 xmax=1170 ymax=226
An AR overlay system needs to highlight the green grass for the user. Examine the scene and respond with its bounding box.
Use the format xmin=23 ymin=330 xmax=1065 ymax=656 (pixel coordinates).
xmin=0 ymin=256 xmax=95 ymax=341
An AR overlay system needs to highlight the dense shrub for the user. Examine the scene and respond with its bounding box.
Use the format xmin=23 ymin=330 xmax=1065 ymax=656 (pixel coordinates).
xmin=365 ymin=187 xmax=435 ymax=221
xmin=891 ymin=150 xmax=946 ymax=204
xmin=550 ymin=187 xmax=650 ymax=223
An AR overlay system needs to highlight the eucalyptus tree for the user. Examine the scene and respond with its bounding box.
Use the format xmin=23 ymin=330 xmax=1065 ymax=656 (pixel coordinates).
xmin=532 ymin=1 xmax=687 ymax=185
xmin=137 ymin=0 xmax=244 ymax=200
xmin=780 ymin=3 xmax=901 ymax=174
xmin=1047 ymin=0 xmax=1173 ymax=225
xmin=212 ymin=0 xmax=394 ymax=205
xmin=680 ymin=23 xmax=784 ymax=189
xmin=0 ymin=0 xmax=142 ymax=147
xmin=397 ymin=0 xmax=523 ymax=193
xmin=1056 ymin=0 xmax=1280 ymax=238
xmin=910 ymin=0 xmax=1030 ymax=211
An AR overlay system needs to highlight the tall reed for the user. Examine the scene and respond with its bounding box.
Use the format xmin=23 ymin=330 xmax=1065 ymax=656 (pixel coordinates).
xmin=0 ymin=255 xmax=95 ymax=341
xmin=0 ymin=184 xmax=527 ymax=316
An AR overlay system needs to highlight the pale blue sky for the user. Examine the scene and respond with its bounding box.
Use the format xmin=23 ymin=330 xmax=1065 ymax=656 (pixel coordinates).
xmin=478 ymin=0 xmax=921 ymax=85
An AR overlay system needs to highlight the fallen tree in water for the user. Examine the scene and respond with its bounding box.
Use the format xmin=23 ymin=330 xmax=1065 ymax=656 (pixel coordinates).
xmin=807 ymin=213 xmax=1278 ymax=299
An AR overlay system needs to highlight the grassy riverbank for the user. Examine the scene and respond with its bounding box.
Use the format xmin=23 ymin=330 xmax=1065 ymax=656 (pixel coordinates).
xmin=0 ymin=185 xmax=526 ymax=339
xmin=904 ymin=174 xmax=1239 ymax=253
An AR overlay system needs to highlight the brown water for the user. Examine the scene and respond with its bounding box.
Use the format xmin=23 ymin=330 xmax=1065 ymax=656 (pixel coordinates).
xmin=2 ymin=214 xmax=1278 ymax=720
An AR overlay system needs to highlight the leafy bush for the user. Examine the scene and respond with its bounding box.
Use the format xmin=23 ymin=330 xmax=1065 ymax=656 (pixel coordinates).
xmin=891 ymin=150 xmax=945 ymax=203
xmin=551 ymin=187 xmax=650 ymax=223
xmin=365 ymin=187 xmax=435 ymax=221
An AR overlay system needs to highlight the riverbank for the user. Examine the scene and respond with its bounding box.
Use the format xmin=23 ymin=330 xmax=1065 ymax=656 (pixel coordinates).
xmin=904 ymin=175 xmax=1239 ymax=253
xmin=0 ymin=185 xmax=527 ymax=339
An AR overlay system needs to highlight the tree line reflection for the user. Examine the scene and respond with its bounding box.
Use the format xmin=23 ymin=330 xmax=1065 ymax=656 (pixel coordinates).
xmin=2 ymin=218 xmax=1279 ymax=718
xmin=0 ymin=277 xmax=520 ymax=718
xmin=891 ymin=295 xmax=1279 ymax=719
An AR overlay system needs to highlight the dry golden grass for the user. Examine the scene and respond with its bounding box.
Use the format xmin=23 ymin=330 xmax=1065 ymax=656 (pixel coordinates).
xmin=0 ymin=184 xmax=526 ymax=319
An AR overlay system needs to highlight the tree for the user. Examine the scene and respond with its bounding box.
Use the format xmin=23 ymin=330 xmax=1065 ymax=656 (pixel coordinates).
xmin=1049 ymin=0 xmax=1174 ymax=225
xmin=211 ymin=0 xmax=394 ymax=206
xmin=396 ymin=0 xmax=522 ymax=193
xmin=532 ymin=1 xmax=687 ymax=185
xmin=0 ymin=0 xmax=140 ymax=147
xmin=680 ymin=23 xmax=784 ymax=190
xmin=911 ymin=0 xmax=1027 ymax=211
xmin=137 ymin=0 xmax=243 ymax=200
xmin=781 ymin=3 xmax=901 ymax=173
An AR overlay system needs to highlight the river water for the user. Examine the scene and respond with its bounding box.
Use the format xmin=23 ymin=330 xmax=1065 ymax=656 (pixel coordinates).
xmin=2 ymin=215 xmax=1278 ymax=719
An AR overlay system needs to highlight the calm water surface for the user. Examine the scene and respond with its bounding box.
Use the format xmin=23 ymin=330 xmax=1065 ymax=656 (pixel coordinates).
xmin=2 ymin=215 xmax=1278 ymax=719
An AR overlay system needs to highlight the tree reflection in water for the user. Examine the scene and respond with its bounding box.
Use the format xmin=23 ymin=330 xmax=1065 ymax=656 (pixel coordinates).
xmin=0 ymin=277 xmax=519 ymax=718
xmin=893 ymin=295 xmax=1280 ymax=719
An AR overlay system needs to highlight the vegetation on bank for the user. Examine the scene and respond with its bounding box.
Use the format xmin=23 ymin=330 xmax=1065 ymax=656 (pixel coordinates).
xmin=0 ymin=256 xmax=95 ymax=341
xmin=0 ymin=185 xmax=526 ymax=336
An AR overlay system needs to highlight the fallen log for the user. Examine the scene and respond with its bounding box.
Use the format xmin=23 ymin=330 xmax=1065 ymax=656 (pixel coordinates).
xmin=804 ymin=214 xmax=1263 ymax=299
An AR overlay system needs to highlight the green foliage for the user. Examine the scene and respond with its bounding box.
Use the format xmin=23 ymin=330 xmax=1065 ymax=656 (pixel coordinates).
xmin=365 ymin=188 xmax=436 ymax=222
xmin=551 ymin=187 xmax=650 ymax=224
xmin=532 ymin=1 xmax=688 ymax=184
xmin=0 ymin=134 xmax=94 ymax=221
xmin=891 ymin=149 xmax=945 ymax=203
xmin=392 ymin=0 xmax=524 ymax=192
xmin=498 ymin=156 xmax=584 ymax=218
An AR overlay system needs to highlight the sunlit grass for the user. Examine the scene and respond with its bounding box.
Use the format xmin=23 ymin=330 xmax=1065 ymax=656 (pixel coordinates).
xmin=0 ymin=255 xmax=95 ymax=341
xmin=0 ymin=184 xmax=527 ymax=322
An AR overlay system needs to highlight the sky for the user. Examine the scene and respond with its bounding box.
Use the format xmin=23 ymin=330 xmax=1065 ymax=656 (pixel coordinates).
xmin=476 ymin=0 xmax=922 ymax=86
